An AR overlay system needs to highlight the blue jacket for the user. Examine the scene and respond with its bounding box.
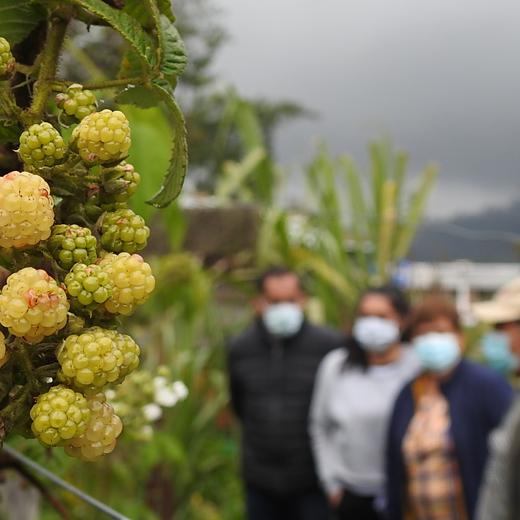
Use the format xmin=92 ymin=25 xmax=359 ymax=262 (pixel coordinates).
xmin=386 ymin=359 xmax=513 ymax=520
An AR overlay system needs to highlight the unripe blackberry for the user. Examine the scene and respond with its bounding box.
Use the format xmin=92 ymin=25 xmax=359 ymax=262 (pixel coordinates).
xmin=100 ymin=208 xmax=150 ymax=254
xmin=30 ymin=385 xmax=91 ymax=446
xmin=0 ymin=37 xmax=15 ymax=77
xmin=64 ymin=393 xmax=123 ymax=461
xmin=48 ymin=224 xmax=98 ymax=270
xmin=57 ymin=327 xmax=140 ymax=390
xmin=0 ymin=171 xmax=54 ymax=249
xmin=0 ymin=268 xmax=69 ymax=343
xmin=101 ymin=162 xmax=140 ymax=203
xmin=65 ymin=263 xmax=112 ymax=311
xmin=55 ymin=83 xmax=97 ymax=121
xmin=71 ymin=109 xmax=131 ymax=165
xmin=98 ymin=253 xmax=155 ymax=316
xmin=106 ymin=329 xmax=140 ymax=379
xmin=18 ymin=122 xmax=66 ymax=169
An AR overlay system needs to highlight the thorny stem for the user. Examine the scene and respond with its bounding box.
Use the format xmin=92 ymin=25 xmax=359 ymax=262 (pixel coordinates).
xmin=13 ymin=341 xmax=37 ymax=389
xmin=0 ymin=83 xmax=24 ymax=124
xmin=27 ymin=15 xmax=69 ymax=123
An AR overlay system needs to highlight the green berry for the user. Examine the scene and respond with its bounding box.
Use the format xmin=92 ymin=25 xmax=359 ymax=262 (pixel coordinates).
xmin=56 ymin=83 xmax=97 ymax=122
xmin=30 ymin=385 xmax=91 ymax=446
xmin=98 ymin=253 xmax=155 ymax=316
xmin=65 ymin=263 xmax=113 ymax=312
xmin=18 ymin=122 xmax=66 ymax=169
xmin=48 ymin=225 xmax=98 ymax=270
xmin=101 ymin=162 xmax=140 ymax=203
xmin=71 ymin=109 xmax=131 ymax=165
xmin=100 ymin=208 xmax=150 ymax=254
xmin=57 ymin=327 xmax=140 ymax=391
xmin=0 ymin=37 xmax=15 ymax=78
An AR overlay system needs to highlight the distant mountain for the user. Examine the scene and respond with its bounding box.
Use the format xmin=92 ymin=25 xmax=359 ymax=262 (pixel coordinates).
xmin=411 ymin=200 xmax=520 ymax=262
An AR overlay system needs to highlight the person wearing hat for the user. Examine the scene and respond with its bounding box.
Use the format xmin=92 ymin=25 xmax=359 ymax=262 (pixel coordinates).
xmin=474 ymin=277 xmax=520 ymax=520
xmin=473 ymin=277 xmax=520 ymax=376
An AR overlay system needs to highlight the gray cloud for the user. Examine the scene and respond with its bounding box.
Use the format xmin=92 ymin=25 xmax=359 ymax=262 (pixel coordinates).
xmin=213 ymin=0 xmax=520 ymax=217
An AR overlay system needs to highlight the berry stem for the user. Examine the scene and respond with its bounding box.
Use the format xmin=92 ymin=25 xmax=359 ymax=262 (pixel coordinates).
xmin=13 ymin=340 xmax=38 ymax=389
xmin=27 ymin=15 xmax=69 ymax=124
xmin=0 ymin=83 xmax=24 ymax=124
xmin=82 ymin=77 xmax=146 ymax=90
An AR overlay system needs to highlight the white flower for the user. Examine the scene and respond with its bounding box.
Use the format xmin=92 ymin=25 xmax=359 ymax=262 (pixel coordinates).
xmin=105 ymin=389 xmax=116 ymax=400
xmin=172 ymin=381 xmax=188 ymax=400
xmin=138 ymin=425 xmax=154 ymax=441
xmin=153 ymin=376 xmax=168 ymax=390
xmin=142 ymin=403 xmax=162 ymax=422
xmin=154 ymin=386 xmax=178 ymax=407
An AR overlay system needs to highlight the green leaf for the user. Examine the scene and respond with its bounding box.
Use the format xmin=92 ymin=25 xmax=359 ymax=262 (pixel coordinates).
xmin=159 ymin=15 xmax=187 ymax=79
xmin=0 ymin=0 xmax=45 ymax=45
xmin=394 ymin=164 xmax=437 ymax=260
xmin=119 ymin=82 xmax=188 ymax=207
xmin=0 ymin=119 xmax=21 ymax=144
xmin=64 ymin=0 xmax=157 ymax=69
xmin=123 ymin=0 xmax=175 ymax=26
xmin=115 ymin=85 xmax=157 ymax=108
xmin=146 ymin=82 xmax=188 ymax=207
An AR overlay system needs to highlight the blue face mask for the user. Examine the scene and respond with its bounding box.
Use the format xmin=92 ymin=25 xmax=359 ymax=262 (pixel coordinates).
xmin=481 ymin=331 xmax=518 ymax=375
xmin=413 ymin=332 xmax=461 ymax=373
xmin=353 ymin=316 xmax=400 ymax=353
xmin=263 ymin=303 xmax=304 ymax=337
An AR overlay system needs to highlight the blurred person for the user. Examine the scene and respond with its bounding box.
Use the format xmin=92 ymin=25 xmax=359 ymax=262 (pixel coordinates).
xmin=471 ymin=277 xmax=520 ymax=520
xmin=386 ymin=296 xmax=514 ymax=520
xmin=227 ymin=267 xmax=343 ymax=520
xmin=473 ymin=277 xmax=520 ymax=377
xmin=310 ymin=286 xmax=419 ymax=520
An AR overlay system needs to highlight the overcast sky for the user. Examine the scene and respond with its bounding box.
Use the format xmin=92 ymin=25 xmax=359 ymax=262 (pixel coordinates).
xmin=212 ymin=0 xmax=520 ymax=218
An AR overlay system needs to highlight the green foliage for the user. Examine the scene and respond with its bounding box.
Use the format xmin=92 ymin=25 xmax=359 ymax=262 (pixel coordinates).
xmin=0 ymin=1 xmax=45 ymax=46
xmin=257 ymin=141 xmax=437 ymax=324
xmin=65 ymin=0 xmax=157 ymax=69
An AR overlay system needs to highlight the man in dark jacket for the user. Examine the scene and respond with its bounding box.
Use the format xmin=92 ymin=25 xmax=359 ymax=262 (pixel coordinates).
xmin=228 ymin=267 xmax=343 ymax=520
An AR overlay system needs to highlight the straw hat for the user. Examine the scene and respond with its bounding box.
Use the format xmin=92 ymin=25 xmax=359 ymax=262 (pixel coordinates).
xmin=473 ymin=277 xmax=520 ymax=324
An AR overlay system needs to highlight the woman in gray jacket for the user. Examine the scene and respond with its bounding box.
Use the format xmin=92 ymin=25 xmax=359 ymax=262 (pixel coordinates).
xmin=309 ymin=287 xmax=419 ymax=520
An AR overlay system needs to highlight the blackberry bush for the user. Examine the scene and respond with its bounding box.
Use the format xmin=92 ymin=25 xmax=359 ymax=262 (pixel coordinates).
xmin=48 ymin=224 xmax=98 ymax=270
xmin=56 ymin=83 xmax=97 ymax=121
xmin=0 ymin=171 xmax=54 ymax=249
xmin=99 ymin=253 xmax=156 ymax=316
xmin=64 ymin=393 xmax=123 ymax=461
xmin=0 ymin=268 xmax=69 ymax=343
xmin=0 ymin=37 xmax=15 ymax=78
xmin=101 ymin=162 xmax=140 ymax=203
xmin=71 ymin=109 xmax=131 ymax=165
xmin=18 ymin=122 xmax=66 ymax=169
xmin=0 ymin=0 xmax=187 ymax=462
xmin=57 ymin=327 xmax=139 ymax=390
xmin=100 ymin=208 xmax=150 ymax=253
xmin=64 ymin=263 xmax=112 ymax=312
xmin=30 ymin=385 xmax=90 ymax=446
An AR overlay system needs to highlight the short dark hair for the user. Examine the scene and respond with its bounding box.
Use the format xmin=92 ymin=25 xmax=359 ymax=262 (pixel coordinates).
xmin=256 ymin=266 xmax=301 ymax=293
xmin=346 ymin=285 xmax=410 ymax=371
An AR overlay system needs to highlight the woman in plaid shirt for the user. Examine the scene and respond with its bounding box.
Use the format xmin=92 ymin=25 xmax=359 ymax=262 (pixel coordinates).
xmin=385 ymin=297 xmax=513 ymax=520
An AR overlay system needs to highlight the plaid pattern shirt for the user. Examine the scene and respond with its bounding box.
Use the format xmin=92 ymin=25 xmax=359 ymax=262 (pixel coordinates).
xmin=403 ymin=387 xmax=467 ymax=520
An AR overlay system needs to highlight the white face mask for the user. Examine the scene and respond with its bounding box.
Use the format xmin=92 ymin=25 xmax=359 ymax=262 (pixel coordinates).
xmin=263 ymin=303 xmax=304 ymax=337
xmin=353 ymin=316 xmax=400 ymax=353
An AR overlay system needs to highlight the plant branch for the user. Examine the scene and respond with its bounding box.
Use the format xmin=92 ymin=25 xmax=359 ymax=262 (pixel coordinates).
xmin=27 ymin=16 xmax=69 ymax=123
